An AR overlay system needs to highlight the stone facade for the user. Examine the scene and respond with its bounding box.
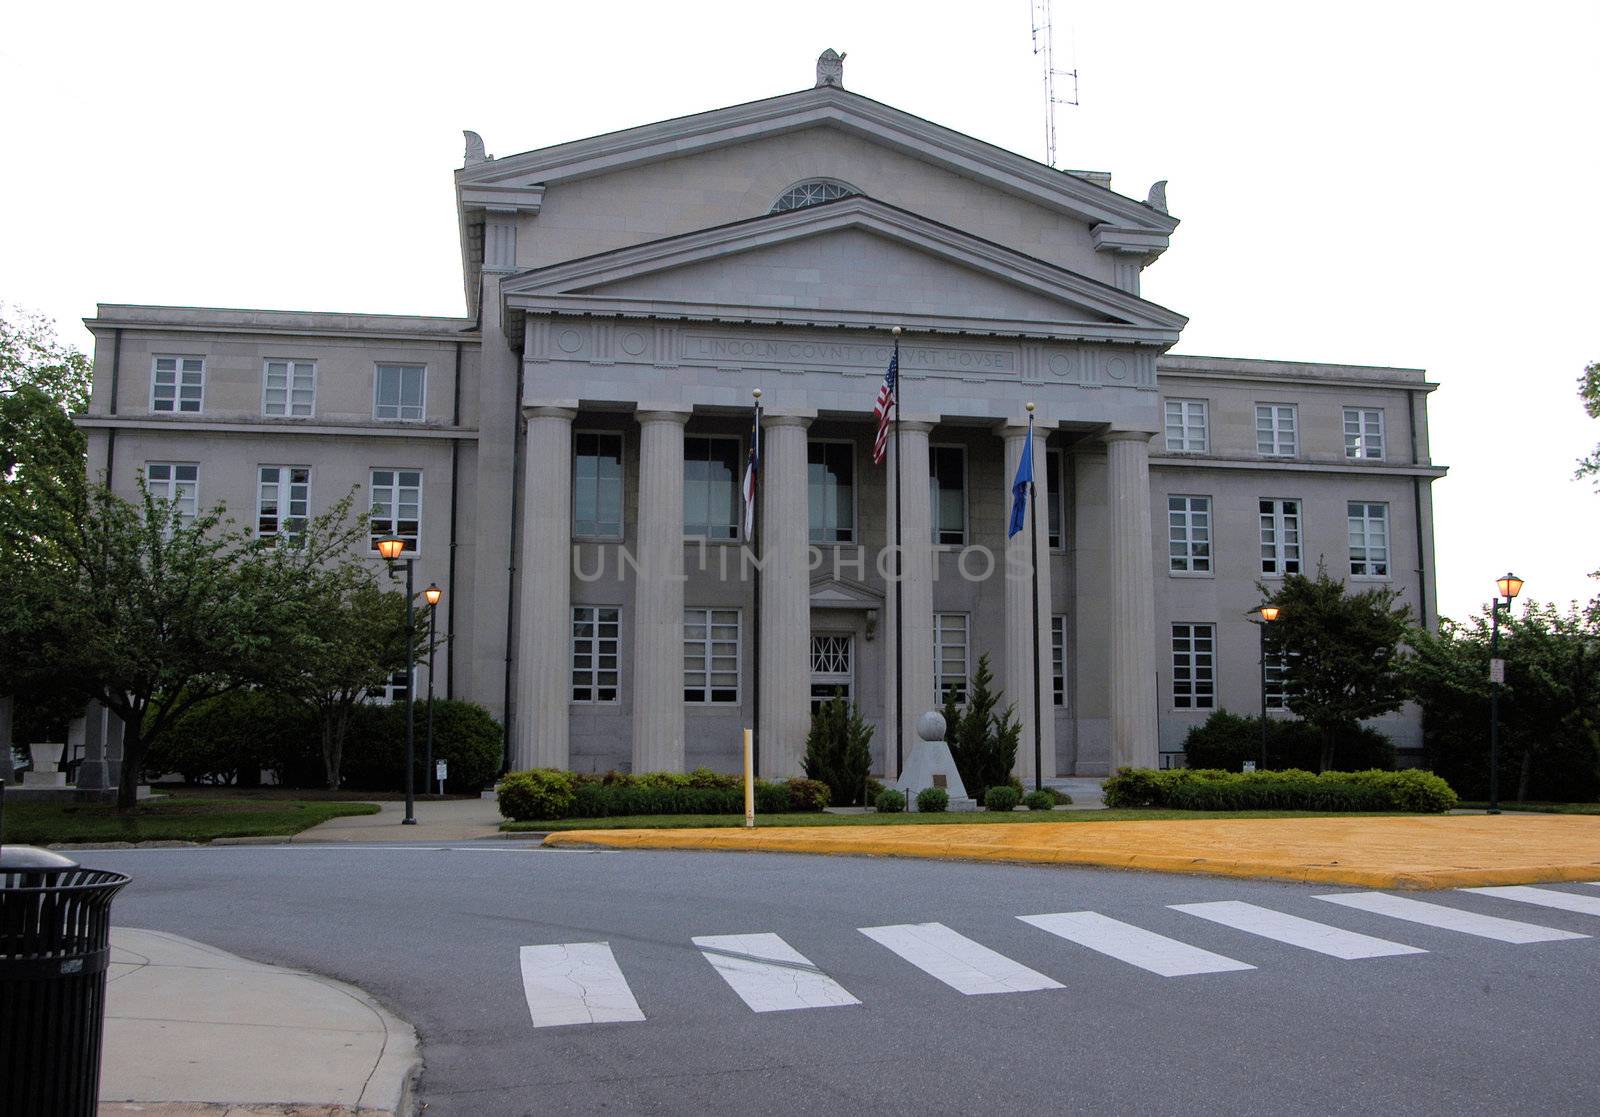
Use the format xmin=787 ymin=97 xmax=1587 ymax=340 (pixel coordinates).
xmin=77 ymin=58 xmax=1444 ymax=780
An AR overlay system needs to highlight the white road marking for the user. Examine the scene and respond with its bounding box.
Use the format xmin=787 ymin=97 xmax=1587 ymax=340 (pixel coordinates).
xmin=1461 ymin=885 xmax=1600 ymax=917
xmin=1316 ymin=892 xmax=1587 ymax=944
xmin=1171 ymin=901 xmax=1426 ymax=959
xmin=1018 ymin=911 xmax=1255 ymax=976
xmin=692 ymin=933 xmax=860 ymax=1012
xmin=859 ymin=922 xmax=1063 ymax=995
xmin=519 ymin=942 xmax=646 ymax=1027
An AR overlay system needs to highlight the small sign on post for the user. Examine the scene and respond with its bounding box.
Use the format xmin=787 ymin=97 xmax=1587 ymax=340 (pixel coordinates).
xmin=435 ymin=759 xmax=448 ymax=795
xmin=1489 ymin=658 xmax=1506 ymax=684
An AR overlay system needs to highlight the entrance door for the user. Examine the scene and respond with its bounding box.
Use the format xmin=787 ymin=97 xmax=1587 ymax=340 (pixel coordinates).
xmin=809 ymin=633 xmax=854 ymax=712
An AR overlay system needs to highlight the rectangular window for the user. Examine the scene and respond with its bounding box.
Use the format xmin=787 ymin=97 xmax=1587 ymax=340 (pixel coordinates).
xmin=1167 ymin=495 xmax=1213 ymax=574
xmin=934 ymin=613 xmax=970 ymax=704
xmin=374 ymin=364 xmax=426 ymax=421
xmin=1164 ymin=399 xmax=1208 ymax=453
xmin=1172 ymin=623 xmax=1216 ymax=709
xmin=1051 ymin=615 xmax=1066 ymax=707
xmin=808 ymin=441 xmax=855 ymax=543
xmin=571 ymin=606 xmax=621 ymax=703
xmin=1264 ymin=650 xmax=1296 ymax=711
xmin=683 ymin=608 xmax=740 ymax=703
xmin=573 ymin=431 xmax=624 ymax=539
xmin=375 ymin=669 xmax=412 ymax=706
xmin=1259 ymin=499 xmax=1302 ymax=577
xmin=257 ymin=466 xmax=310 ymax=543
xmin=263 ymin=360 xmax=315 ymax=417
xmin=151 ymin=356 xmax=204 ymax=413
xmin=1256 ymin=404 xmax=1298 ymax=458
xmin=1046 ymin=449 xmax=1063 ymax=549
xmin=1344 ymin=407 xmax=1385 ymax=460
xmin=683 ymin=436 xmax=741 ymax=540
xmin=929 ymin=445 xmax=966 ymax=545
xmin=1348 ymin=501 xmax=1390 ymax=577
xmin=145 ymin=462 xmax=198 ymax=523
xmin=370 ymin=469 xmax=422 ymax=554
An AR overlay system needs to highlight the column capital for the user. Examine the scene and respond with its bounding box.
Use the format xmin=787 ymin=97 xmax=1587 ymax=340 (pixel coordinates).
xmin=762 ymin=412 xmax=813 ymax=430
xmin=635 ymin=408 xmax=692 ymax=426
xmin=896 ymin=419 xmax=936 ymax=436
xmin=1104 ymin=428 xmax=1157 ymax=445
xmin=523 ymin=404 xmax=578 ymax=422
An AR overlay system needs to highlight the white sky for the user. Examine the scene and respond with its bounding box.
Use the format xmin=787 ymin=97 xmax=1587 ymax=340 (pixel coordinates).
xmin=3 ymin=1 xmax=1596 ymax=622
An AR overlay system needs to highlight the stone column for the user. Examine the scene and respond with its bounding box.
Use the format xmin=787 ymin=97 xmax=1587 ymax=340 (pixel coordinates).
xmin=758 ymin=414 xmax=813 ymax=777
xmin=882 ymin=419 xmax=935 ymax=781
xmin=1106 ymin=430 xmax=1159 ymax=770
xmin=632 ymin=410 xmax=689 ymax=773
xmin=515 ymin=405 xmax=576 ymax=770
xmin=1001 ymin=423 xmax=1056 ymax=782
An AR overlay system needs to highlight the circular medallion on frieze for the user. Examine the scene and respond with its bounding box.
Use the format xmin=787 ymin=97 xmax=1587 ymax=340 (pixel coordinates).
xmin=1048 ymin=353 xmax=1072 ymax=377
xmin=557 ymin=329 xmax=583 ymax=354
xmin=620 ymin=331 xmax=647 ymax=356
xmin=1107 ymin=357 xmax=1129 ymax=381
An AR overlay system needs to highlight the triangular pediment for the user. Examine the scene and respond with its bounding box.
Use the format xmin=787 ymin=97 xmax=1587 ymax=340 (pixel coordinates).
xmin=809 ymin=575 xmax=884 ymax=610
xmin=501 ymin=196 xmax=1185 ymax=344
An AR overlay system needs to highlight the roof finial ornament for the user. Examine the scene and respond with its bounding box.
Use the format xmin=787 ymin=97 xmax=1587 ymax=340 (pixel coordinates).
xmin=1146 ymin=179 xmax=1169 ymax=213
xmin=815 ymin=48 xmax=846 ymax=89
xmin=463 ymin=130 xmax=489 ymax=166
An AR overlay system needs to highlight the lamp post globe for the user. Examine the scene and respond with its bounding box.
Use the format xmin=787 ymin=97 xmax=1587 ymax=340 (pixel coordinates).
xmin=1256 ymin=605 xmax=1280 ymax=770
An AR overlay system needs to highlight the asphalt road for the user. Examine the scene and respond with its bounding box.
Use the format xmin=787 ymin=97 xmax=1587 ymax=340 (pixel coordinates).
xmin=84 ymin=843 xmax=1600 ymax=1116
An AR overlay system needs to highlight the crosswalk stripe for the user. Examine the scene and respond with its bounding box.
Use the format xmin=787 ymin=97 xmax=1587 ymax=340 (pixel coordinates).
xmin=1170 ymin=901 xmax=1426 ymax=959
xmin=1018 ymin=911 xmax=1255 ymax=976
xmin=860 ymin=922 xmax=1064 ymax=995
xmin=519 ymin=942 xmax=646 ymax=1027
xmin=692 ymin=933 xmax=861 ymax=1012
xmin=1460 ymin=885 xmax=1600 ymax=917
xmin=1315 ymin=892 xmax=1587 ymax=944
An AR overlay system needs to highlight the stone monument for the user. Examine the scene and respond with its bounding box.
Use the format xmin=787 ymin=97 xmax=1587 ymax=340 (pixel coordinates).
xmin=894 ymin=709 xmax=976 ymax=812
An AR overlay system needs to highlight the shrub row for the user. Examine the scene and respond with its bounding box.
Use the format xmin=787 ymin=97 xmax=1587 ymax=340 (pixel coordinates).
xmin=496 ymin=767 xmax=831 ymax=821
xmin=1101 ymin=767 xmax=1458 ymax=813
xmin=1181 ymin=711 xmax=1398 ymax=772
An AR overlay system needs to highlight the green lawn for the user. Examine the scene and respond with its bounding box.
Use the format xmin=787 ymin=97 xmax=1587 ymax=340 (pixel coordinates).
xmin=502 ymin=808 xmax=1408 ymax=832
xmin=2 ymin=797 xmax=379 ymax=844
xmin=1456 ymin=801 xmax=1600 ymax=815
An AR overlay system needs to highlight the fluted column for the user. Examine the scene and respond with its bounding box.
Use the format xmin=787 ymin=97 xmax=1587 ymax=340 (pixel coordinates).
xmin=1001 ymin=423 xmax=1056 ymax=781
xmin=1106 ymin=429 xmax=1159 ymax=771
xmin=633 ymin=410 xmax=689 ymax=773
xmin=882 ymin=419 xmax=935 ymax=781
xmin=759 ymin=414 xmax=813 ymax=777
xmin=517 ymin=405 xmax=576 ymax=769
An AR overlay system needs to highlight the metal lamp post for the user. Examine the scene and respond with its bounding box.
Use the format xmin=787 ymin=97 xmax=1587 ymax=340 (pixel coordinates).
xmin=1487 ymin=571 xmax=1524 ymax=815
xmin=376 ymin=536 xmax=418 ymax=826
xmin=423 ymin=583 xmax=442 ymax=795
xmin=1257 ymin=605 xmax=1281 ymax=770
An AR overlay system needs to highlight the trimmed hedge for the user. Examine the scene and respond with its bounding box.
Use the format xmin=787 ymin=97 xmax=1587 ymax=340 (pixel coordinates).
xmin=876 ymin=788 xmax=907 ymax=813
xmin=1101 ymin=767 xmax=1458 ymax=813
xmin=1023 ymin=789 xmax=1055 ymax=811
xmin=1181 ymin=710 xmax=1398 ymax=772
xmin=496 ymin=768 xmax=833 ymax=821
xmin=916 ymin=787 xmax=950 ymax=813
xmin=984 ymin=786 xmax=1021 ymax=812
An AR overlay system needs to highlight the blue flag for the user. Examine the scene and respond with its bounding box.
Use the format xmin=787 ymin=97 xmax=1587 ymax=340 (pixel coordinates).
xmin=1007 ymin=420 xmax=1034 ymax=538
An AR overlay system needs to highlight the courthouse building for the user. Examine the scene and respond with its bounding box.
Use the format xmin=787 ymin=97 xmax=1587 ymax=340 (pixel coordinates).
xmin=79 ymin=52 xmax=1444 ymax=781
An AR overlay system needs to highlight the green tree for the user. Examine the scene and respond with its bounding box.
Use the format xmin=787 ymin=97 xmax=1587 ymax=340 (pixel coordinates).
xmin=941 ymin=654 xmax=1021 ymax=799
xmin=1578 ymin=359 xmax=1599 ymax=490
xmin=802 ymin=692 xmax=874 ymax=806
xmin=1261 ymin=566 xmax=1412 ymax=772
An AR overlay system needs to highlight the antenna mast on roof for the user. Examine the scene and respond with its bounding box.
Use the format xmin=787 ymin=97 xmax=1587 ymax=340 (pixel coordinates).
xmin=1029 ymin=0 xmax=1079 ymax=168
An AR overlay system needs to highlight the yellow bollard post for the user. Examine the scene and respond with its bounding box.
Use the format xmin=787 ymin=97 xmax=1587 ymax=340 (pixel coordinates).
xmin=743 ymin=728 xmax=755 ymax=828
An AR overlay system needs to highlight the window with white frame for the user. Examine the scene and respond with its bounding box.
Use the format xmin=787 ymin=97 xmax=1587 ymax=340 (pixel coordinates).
xmin=571 ymin=606 xmax=620 ymax=702
xmin=1256 ymin=404 xmax=1298 ymax=457
xmin=1046 ymin=449 xmax=1063 ymax=549
xmin=375 ymin=669 xmax=412 ymax=706
xmin=151 ymin=356 xmax=204 ymax=413
xmin=1051 ymin=615 xmax=1066 ymax=707
xmin=374 ymin=364 xmax=425 ymax=421
xmin=683 ymin=608 xmax=740 ymax=703
xmin=257 ymin=466 xmax=310 ymax=543
xmin=370 ymin=469 xmax=422 ymax=554
xmin=1344 ymin=407 xmax=1385 ymax=460
xmin=1167 ymin=495 xmax=1212 ymax=574
xmin=929 ymin=445 xmax=966 ymax=545
xmin=145 ymin=463 xmax=198 ymax=523
xmin=808 ymin=441 xmax=855 ymax=543
xmin=934 ymin=613 xmax=970 ymax=704
xmin=1348 ymin=501 xmax=1390 ymax=577
xmin=683 ymin=436 xmax=741 ymax=540
xmin=1164 ymin=399 xmax=1208 ymax=453
xmin=573 ymin=432 xmax=624 ymax=539
xmin=1263 ymin=649 xmax=1296 ymax=710
xmin=1172 ymin=623 xmax=1216 ymax=709
xmin=770 ymin=180 xmax=857 ymax=213
xmin=809 ymin=633 xmax=854 ymax=711
xmin=1259 ymin=499 xmax=1302 ymax=576
xmin=263 ymin=360 xmax=315 ymax=417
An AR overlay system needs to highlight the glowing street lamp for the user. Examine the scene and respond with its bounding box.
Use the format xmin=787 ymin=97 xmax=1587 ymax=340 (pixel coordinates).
xmin=1256 ymin=605 xmax=1281 ymax=770
xmin=376 ymin=535 xmax=419 ymax=825
xmin=1488 ymin=572 xmax=1524 ymax=815
xmin=423 ymin=583 xmax=443 ymax=794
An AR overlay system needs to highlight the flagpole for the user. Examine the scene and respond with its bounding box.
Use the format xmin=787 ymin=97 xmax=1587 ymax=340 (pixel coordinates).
xmin=750 ymin=387 xmax=763 ymax=778
xmin=1026 ymin=402 xmax=1043 ymax=793
xmin=890 ymin=326 xmax=904 ymax=778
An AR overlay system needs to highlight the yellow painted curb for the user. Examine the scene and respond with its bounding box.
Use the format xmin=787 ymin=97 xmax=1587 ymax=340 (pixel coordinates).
xmin=542 ymin=814 xmax=1600 ymax=890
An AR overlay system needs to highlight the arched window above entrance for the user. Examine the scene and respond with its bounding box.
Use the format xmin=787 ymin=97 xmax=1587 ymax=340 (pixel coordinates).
xmin=770 ymin=179 xmax=859 ymax=214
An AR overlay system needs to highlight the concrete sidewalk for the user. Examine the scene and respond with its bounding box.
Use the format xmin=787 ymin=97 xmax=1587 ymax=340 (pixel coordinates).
xmin=292 ymin=796 xmax=507 ymax=843
xmin=99 ymin=928 xmax=418 ymax=1116
xmin=544 ymin=813 xmax=1600 ymax=890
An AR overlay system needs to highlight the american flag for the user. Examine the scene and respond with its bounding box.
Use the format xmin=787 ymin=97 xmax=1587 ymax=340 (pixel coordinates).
xmin=872 ymin=342 xmax=899 ymax=465
xmin=742 ymin=402 xmax=761 ymax=540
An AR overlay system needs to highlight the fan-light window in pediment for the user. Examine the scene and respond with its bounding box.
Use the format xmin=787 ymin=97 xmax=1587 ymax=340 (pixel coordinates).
xmin=770 ymin=180 xmax=858 ymax=214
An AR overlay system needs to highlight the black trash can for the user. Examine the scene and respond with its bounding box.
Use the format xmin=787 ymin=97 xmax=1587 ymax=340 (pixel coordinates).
xmin=0 ymin=843 xmax=131 ymax=1117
